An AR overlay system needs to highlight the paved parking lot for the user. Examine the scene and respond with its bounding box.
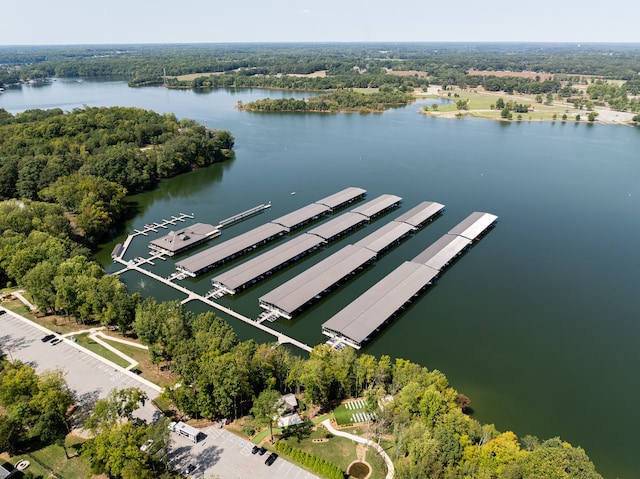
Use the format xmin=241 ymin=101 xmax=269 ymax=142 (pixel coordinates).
xmin=0 ymin=308 xmax=160 ymax=423
xmin=169 ymin=423 xmax=319 ymax=479
xmin=2 ymin=308 xmax=319 ymax=478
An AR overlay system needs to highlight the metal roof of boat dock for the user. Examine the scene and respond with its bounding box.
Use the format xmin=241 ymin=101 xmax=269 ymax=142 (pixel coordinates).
xmin=306 ymin=212 xmax=368 ymax=241
xmin=271 ymin=203 xmax=331 ymax=232
xmin=350 ymin=194 xmax=402 ymax=218
xmin=354 ymin=221 xmax=415 ymax=254
xmin=394 ymin=201 xmax=445 ymax=227
xmin=175 ymin=223 xmax=287 ymax=275
xmin=149 ymin=223 xmax=219 ymax=255
xmin=447 ymin=211 xmax=498 ymax=240
xmin=412 ymin=234 xmax=472 ymax=271
xmin=211 ymin=234 xmax=325 ymax=293
xmin=315 ymin=187 xmax=367 ymax=210
xmin=322 ymin=261 xmax=439 ymax=347
xmin=259 ymin=244 xmax=376 ymax=317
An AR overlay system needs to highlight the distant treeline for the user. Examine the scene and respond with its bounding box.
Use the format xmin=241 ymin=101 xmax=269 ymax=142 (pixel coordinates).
xmin=2 ymin=43 xmax=639 ymax=89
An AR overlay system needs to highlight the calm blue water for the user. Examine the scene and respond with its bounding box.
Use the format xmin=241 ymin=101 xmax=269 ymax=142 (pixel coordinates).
xmin=2 ymin=79 xmax=639 ymax=478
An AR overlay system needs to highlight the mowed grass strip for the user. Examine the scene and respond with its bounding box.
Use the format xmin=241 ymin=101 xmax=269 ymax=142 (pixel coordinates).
xmin=99 ymin=336 xmax=176 ymax=388
xmin=74 ymin=333 xmax=131 ymax=368
xmin=280 ymin=428 xmax=357 ymax=473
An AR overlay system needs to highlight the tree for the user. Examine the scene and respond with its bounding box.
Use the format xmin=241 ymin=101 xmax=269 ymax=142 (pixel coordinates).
xmin=535 ymin=94 xmax=543 ymax=103
xmin=588 ymin=111 xmax=599 ymax=122
xmin=495 ymin=98 xmax=505 ymax=109
xmin=86 ymin=387 xmax=148 ymax=433
xmin=501 ymin=107 xmax=511 ymax=119
xmin=250 ymin=389 xmax=283 ymax=444
xmin=431 ymin=103 xmax=439 ymax=111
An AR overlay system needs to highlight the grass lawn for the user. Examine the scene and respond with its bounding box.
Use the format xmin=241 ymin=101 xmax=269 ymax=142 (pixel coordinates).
xmin=175 ymin=72 xmax=223 ymax=81
xmin=98 ymin=335 xmax=176 ymax=388
xmin=74 ymin=334 xmax=131 ymax=368
xmin=1 ymin=434 xmax=96 ymax=479
xmin=1 ymin=299 xmax=37 ymax=320
xmin=280 ymin=428 xmax=358 ymax=472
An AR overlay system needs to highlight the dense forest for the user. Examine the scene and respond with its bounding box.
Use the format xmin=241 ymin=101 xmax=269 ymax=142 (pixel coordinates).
xmin=125 ymin=298 xmax=604 ymax=479
xmin=0 ymin=106 xmax=233 ymax=328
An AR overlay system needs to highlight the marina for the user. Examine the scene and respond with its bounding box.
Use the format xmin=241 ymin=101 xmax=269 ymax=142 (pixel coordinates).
xmin=321 ymin=211 xmax=498 ymax=349
xmin=257 ymin=200 xmax=446 ymax=321
xmin=209 ymin=194 xmax=406 ymax=297
xmin=174 ymin=187 xmax=367 ymax=277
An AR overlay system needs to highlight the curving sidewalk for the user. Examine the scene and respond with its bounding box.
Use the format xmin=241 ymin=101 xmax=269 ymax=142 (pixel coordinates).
xmin=321 ymin=419 xmax=394 ymax=479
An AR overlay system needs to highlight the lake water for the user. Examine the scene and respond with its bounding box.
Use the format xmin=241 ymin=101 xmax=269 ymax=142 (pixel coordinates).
xmin=2 ymin=78 xmax=639 ymax=479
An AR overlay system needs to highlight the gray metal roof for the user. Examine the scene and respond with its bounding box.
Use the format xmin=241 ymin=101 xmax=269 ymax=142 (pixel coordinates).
xmin=176 ymin=223 xmax=286 ymax=275
xmin=259 ymin=244 xmax=376 ymax=316
xmin=394 ymin=201 xmax=445 ymax=227
xmin=412 ymin=234 xmax=471 ymax=271
xmin=307 ymin=212 xmax=367 ymax=241
xmin=354 ymin=221 xmax=415 ymax=254
xmin=447 ymin=211 xmax=498 ymax=240
xmin=350 ymin=194 xmax=402 ymax=218
xmin=271 ymin=203 xmax=330 ymax=230
xmin=211 ymin=234 xmax=325 ymax=292
xmin=315 ymin=187 xmax=367 ymax=209
xmin=149 ymin=223 xmax=219 ymax=253
xmin=322 ymin=261 xmax=438 ymax=346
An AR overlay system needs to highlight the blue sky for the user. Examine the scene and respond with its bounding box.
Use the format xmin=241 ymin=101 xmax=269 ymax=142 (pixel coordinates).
xmin=2 ymin=0 xmax=639 ymax=45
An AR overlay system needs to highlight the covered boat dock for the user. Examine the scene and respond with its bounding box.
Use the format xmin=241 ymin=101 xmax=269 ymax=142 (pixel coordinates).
xmin=149 ymin=223 xmax=220 ymax=256
xmin=174 ymin=188 xmax=367 ymax=277
xmin=321 ymin=211 xmax=498 ymax=349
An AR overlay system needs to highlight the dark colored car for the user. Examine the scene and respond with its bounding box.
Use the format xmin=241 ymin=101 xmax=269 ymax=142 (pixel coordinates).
xmin=50 ymin=338 xmax=63 ymax=345
xmin=41 ymin=334 xmax=55 ymax=342
xmin=265 ymin=452 xmax=278 ymax=466
xmin=0 ymin=310 xmax=6 ymax=315
xmin=257 ymin=446 xmax=267 ymax=456
xmin=182 ymin=464 xmax=197 ymax=476
xmin=251 ymin=445 xmax=259 ymax=454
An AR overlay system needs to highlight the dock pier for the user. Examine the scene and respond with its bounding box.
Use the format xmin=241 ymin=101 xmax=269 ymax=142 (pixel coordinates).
xmin=217 ymin=203 xmax=271 ymax=228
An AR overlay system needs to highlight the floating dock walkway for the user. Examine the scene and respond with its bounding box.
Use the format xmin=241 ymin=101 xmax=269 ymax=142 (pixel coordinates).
xmin=321 ymin=211 xmax=497 ymax=349
xmin=218 ymin=203 xmax=271 ymax=228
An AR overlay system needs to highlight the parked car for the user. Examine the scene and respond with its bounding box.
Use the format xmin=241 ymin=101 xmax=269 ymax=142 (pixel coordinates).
xmin=140 ymin=439 xmax=154 ymax=452
xmin=41 ymin=334 xmax=55 ymax=342
xmin=182 ymin=464 xmax=197 ymax=476
xmin=265 ymin=452 xmax=278 ymax=466
xmin=0 ymin=310 xmax=6 ymax=315
xmin=257 ymin=446 xmax=267 ymax=456
xmin=251 ymin=445 xmax=260 ymax=454
xmin=50 ymin=338 xmax=62 ymax=345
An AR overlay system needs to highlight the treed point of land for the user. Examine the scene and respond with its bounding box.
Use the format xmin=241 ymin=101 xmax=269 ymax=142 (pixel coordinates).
xmin=0 ymin=42 xmax=635 ymax=479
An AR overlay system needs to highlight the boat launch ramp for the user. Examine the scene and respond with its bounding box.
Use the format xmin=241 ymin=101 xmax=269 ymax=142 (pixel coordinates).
xmin=321 ymin=211 xmax=497 ymax=349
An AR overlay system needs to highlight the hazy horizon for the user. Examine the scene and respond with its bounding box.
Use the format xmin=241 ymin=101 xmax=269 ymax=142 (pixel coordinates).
xmin=3 ymin=0 xmax=639 ymax=46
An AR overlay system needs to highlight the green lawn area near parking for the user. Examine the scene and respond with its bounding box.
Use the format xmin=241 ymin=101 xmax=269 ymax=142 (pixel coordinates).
xmin=1 ymin=434 xmax=93 ymax=479
xmin=74 ymin=333 xmax=131 ymax=368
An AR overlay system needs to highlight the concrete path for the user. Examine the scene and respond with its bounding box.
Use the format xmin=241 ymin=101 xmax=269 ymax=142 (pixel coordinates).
xmin=12 ymin=290 xmax=37 ymax=311
xmin=321 ymin=419 xmax=395 ymax=479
